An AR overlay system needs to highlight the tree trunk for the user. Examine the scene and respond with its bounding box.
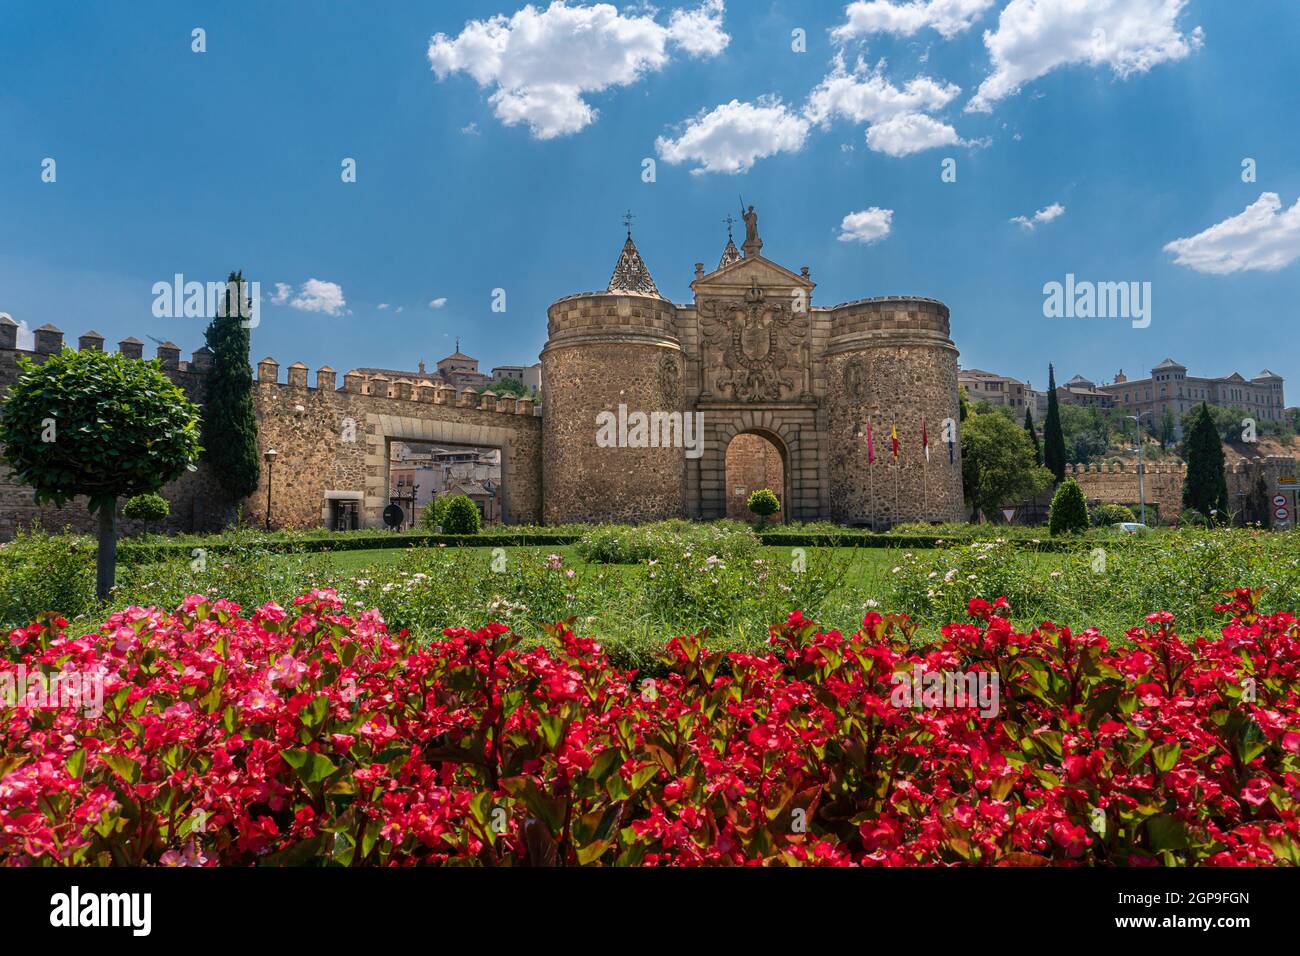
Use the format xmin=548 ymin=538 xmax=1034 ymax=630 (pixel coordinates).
xmin=96 ymin=498 xmax=117 ymax=600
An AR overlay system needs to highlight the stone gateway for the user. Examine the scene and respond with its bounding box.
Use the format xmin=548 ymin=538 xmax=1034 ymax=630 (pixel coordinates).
xmin=541 ymin=216 xmax=965 ymax=526
xmin=0 ymin=212 xmax=965 ymax=535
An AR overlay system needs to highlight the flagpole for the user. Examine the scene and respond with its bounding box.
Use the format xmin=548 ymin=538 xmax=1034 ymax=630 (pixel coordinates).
xmin=867 ymin=419 xmax=876 ymax=532
xmin=893 ymin=421 xmax=899 ymax=528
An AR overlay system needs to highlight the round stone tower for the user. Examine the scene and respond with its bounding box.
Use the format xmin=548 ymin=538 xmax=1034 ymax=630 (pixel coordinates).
xmin=822 ymin=296 xmax=963 ymax=527
xmin=540 ymin=231 xmax=686 ymax=524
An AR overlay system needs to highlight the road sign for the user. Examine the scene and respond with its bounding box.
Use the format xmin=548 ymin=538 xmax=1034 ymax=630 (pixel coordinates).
xmin=1001 ymin=507 xmax=1016 ymax=523
xmin=1275 ymin=507 xmax=1290 ymax=522
xmin=1279 ymin=475 xmax=1298 ymax=488
xmin=1273 ymin=495 xmax=1287 ymax=507
xmin=383 ymin=504 xmax=404 ymax=528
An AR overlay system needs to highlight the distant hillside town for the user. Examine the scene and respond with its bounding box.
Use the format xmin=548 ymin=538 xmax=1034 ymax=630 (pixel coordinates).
xmin=960 ymin=358 xmax=1289 ymax=438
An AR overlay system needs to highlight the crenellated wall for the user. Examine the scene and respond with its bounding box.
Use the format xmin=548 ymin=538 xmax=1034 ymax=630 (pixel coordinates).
xmin=0 ymin=320 xmax=542 ymax=538
xmin=1067 ymin=457 xmax=1296 ymax=524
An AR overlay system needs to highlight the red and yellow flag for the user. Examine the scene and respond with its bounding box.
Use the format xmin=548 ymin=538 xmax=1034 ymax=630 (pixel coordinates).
xmin=891 ymin=423 xmax=899 ymax=462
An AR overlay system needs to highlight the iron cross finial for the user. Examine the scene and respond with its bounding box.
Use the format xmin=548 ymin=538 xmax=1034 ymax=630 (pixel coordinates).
xmin=722 ymin=213 xmax=736 ymax=238
xmin=622 ymin=210 xmax=636 ymax=236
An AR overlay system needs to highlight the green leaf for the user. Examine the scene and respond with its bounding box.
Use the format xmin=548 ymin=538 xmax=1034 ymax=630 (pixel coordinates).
xmin=1146 ymin=814 xmax=1189 ymax=851
xmin=101 ymin=753 xmax=140 ymax=785
xmin=280 ymin=748 xmax=339 ymax=785
xmin=66 ymin=749 xmax=86 ymax=779
xmin=1151 ymin=742 xmax=1182 ymax=773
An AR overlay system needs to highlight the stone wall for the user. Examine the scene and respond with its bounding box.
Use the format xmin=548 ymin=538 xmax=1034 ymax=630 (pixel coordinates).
xmin=250 ymin=359 xmax=542 ymax=529
xmin=724 ymin=433 xmax=785 ymax=520
xmin=821 ymin=298 xmax=965 ymax=526
xmin=1068 ymin=456 xmax=1296 ymax=524
xmin=541 ymin=293 xmax=686 ymax=524
xmin=0 ymin=325 xmax=542 ymax=539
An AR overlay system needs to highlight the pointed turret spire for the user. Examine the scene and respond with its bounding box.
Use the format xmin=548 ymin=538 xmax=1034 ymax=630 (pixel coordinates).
xmin=606 ymin=215 xmax=661 ymax=297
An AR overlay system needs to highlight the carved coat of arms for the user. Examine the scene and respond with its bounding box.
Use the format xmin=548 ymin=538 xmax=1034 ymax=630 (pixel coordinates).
xmin=698 ymin=278 xmax=808 ymax=401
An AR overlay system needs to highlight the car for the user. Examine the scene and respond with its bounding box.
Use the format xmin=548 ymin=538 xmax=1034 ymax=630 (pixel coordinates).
xmin=1114 ymin=522 xmax=1149 ymax=533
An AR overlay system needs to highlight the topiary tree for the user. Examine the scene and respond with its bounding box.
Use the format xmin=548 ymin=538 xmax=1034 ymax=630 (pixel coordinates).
xmin=746 ymin=488 xmax=781 ymax=528
xmin=1182 ymin=402 xmax=1228 ymax=522
xmin=123 ymin=492 xmax=170 ymax=534
xmin=1091 ymin=502 xmax=1136 ymax=526
xmin=1048 ymin=477 xmax=1089 ymax=535
xmin=0 ymin=349 xmax=201 ymax=598
xmin=1042 ymin=364 xmax=1067 ymax=484
xmin=442 ymin=494 xmax=482 ymax=534
xmin=202 ymin=271 xmax=260 ymax=517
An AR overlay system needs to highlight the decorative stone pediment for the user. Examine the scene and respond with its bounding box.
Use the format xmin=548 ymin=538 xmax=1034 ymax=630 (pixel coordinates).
xmin=694 ymin=256 xmax=813 ymax=402
xmin=691 ymin=254 xmax=814 ymax=295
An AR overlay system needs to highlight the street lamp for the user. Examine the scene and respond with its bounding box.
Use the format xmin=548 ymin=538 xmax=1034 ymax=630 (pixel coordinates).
xmin=1126 ymin=413 xmax=1153 ymax=525
xmin=263 ymin=448 xmax=278 ymax=531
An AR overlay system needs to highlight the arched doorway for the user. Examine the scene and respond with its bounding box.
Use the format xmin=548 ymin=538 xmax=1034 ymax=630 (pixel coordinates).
xmin=724 ymin=432 xmax=786 ymax=522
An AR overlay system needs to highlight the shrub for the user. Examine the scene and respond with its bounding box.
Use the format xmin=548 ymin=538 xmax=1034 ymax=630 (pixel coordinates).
xmin=420 ymin=496 xmax=451 ymax=531
xmin=1091 ymin=502 xmax=1136 ymax=526
xmin=442 ymin=495 xmax=482 ymax=535
xmin=3 ymin=587 xmax=1296 ymax=866
xmin=0 ymin=530 xmax=97 ymax=630
xmin=577 ymin=520 xmax=758 ymax=564
xmin=1179 ymin=508 xmax=1210 ymax=528
xmin=123 ymin=493 xmax=170 ymax=525
xmin=1048 ymin=478 xmax=1089 ymax=535
xmin=747 ymin=488 xmax=780 ymax=524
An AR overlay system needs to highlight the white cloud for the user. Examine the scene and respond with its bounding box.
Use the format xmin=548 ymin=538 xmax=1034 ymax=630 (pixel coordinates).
xmin=832 ymin=0 xmax=995 ymax=41
xmin=1164 ymin=192 xmax=1300 ymax=275
xmin=429 ymin=297 xmax=448 ymax=309
xmin=286 ymin=279 xmax=347 ymax=316
xmin=428 ymin=1 xmax=729 ymax=140
xmin=866 ymin=112 xmax=966 ymax=156
xmin=271 ymin=282 xmax=292 ymax=305
xmin=377 ymin=303 xmax=390 ymax=310
xmin=656 ymin=97 xmax=810 ymax=174
xmin=805 ymin=56 xmax=973 ymax=157
xmin=806 ymin=57 xmax=960 ymax=126
xmin=838 ymin=207 xmax=894 ymax=243
xmin=668 ymin=0 xmax=730 ymax=56
xmin=968 ymin=0 xmax=1203 ymax=113
xmin=1011 ymin=201 xmax=1065 ymax=230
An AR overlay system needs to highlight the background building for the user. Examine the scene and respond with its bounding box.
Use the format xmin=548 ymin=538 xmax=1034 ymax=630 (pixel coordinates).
xmin=1098 ymin=359 xmax=1285 ymax=436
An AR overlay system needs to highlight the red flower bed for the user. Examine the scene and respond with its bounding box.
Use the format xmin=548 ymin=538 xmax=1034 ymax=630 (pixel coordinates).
xmin=2 ymin=588 xmax=1298 ymax=866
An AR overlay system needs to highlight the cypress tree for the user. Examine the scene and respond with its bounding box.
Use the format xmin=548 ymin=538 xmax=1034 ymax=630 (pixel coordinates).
xmin=202 ymin=271 xmax=261 ymax=510
xmin=1042 ymin=364 xmax=1067 ymax=484
xmin=1023 ymin=405 xmax=1042 ymax=466
xmin=1182 ymin=402 xmax=1228 ymax=521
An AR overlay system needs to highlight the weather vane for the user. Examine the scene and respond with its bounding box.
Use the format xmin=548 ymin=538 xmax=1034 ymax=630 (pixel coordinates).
xmin=621 ymin=210 xmax=635 ymax=236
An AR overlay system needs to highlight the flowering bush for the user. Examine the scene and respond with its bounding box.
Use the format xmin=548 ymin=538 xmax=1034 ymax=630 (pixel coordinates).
xmin=3 ymin=586 xmax=1298 ymax=867
xmin=578 ymin=519 xmax=758 ymax=564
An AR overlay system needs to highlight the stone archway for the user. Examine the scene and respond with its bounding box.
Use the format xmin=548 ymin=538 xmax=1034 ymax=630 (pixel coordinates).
xmin=724 ymin=432 xmax=786 ymax=521
xmin=693 ymin=408 xmax=818 ymax=520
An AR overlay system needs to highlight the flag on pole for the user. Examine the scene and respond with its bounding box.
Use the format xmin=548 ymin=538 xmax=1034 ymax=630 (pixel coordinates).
xmin=922 ymin=417 xmax=930 ymax=463
xmin=947 ymin=436 xmax=955 ymax=464
xmin=867 ymin=421 xmax=874 ymax=464
xmin=891 ymin=423 xmax=899 ymax=462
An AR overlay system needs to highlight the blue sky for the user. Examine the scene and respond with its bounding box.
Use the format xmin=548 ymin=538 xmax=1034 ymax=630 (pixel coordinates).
xmin=2 ymin=0 xmax=1297 ymax=397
